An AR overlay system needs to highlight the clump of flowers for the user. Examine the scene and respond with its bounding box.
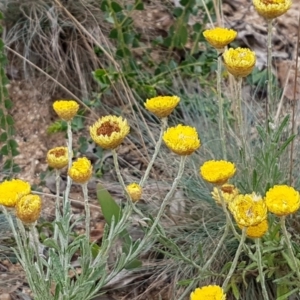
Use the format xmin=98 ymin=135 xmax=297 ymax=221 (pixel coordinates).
xmin=238 ymin=219 xmax=269 ymax=238
xmin=144 ymin=95 xmax=180 ymax=118
xmin=203 ymin=27 xmax=237 ymax=50
xmin=265 ymin=185 xmax=300 ymax=216
xmin=126 ymin=183 xmax=143 ymax=202
xmin=0 ymin=179 xmax=31 ymax=207
xmin=211 ymin=184 xmax=239 ymax=205
xmin=200 ymin=160 xmax=236 ymax=185
xmin=190 ymin=285 xmax=226 ymax=300
xmin=68 ymin=157 xmax=93 ymax=184
xmin=229 ymin=193 xmax=268 ymax=227
xmin=16 ymin=194 xmax=42 ymax=224
xmin=90 ymin=115 xmax=130 ymax=150
xmin=223 ymin=47 xmax=256 ymax=78
xmin=53 ymin=100 xmax=79 ymax=121
xmin=253 ymin=0 xmax=291 ymax=19
xmin=163 ymin=124 xmax=200 ymax=155
xmin=47 ymin=147 xmax=68 ymax=169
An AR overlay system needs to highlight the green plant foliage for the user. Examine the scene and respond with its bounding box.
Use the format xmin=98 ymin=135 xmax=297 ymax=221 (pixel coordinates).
xmin=0 ymin=12 xmax=19 ymax=176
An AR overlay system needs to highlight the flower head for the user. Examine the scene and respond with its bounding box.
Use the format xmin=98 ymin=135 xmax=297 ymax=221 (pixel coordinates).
xmin=126 ymin=183 xmax=143 ymax=202
xmin=239 ymin=219 xmax=269 ymax=238
xmin=229 ymin=193 xmax=267 ymax=227
xmin=200 ymin=160 xmax=236 ymax=185
xmin=223 ymin=48 xmax=256 ymax=78
xmin=90 ymin=115 xmax=130 ymax=150
xmin=203 ymin=27 xmax=237 ymax=50
xmin=212 ymin=184 xmax=239 ymax=205
xmin=265 ymin=185 xmax=300 ymax=216
xmin=53 ymin=100 xmax=79 ymax=121
xmin=253 ymin=0 xmax=291 ymax=19
xmin=16 ymin=194 xmax=42 ymax=224
xmin=163 ymin=124 xmax=200 ymax=155
xmin=46 ymin=147 xmax=68 ymax=169
xmin=144 ymin=95 xmax=180 ymax=118
xmin=68 ymin=157 xmax=92 ymax=184
xmin=0 ymin=179 xmax=31 ymax=207
xmin=190 ymin=285 xmax=226 ymax=300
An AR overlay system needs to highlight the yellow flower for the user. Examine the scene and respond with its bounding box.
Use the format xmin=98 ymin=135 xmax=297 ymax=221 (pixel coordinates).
xmin=253 ymin=0 xmax=291 ymax=19
xmin=203 ymin=27 xmax=237 ymax=50
xmin=200 ymin=160 xmax=236 ymax=185
xmin=229 ymin=193 xmax=267 ymax=227
xmin=68 ymin=157 xmax=93 ymax=184
xmin=126 ymin=183 xmax=143 ymax=202
xmin=163 ymin=124 xmax=200 ymax=155
xmin=265 ymin=185 xmax=300 ymax=216
xmin=46 ymin=147 xmax=68 ymax=169
xmin=223 ymin=48 xmax=256 ymax=78
xmin=190 ymin=285 xmax=226 ymax=300
xmin=212 ymin=184 xmax=239 ymax=205
xmin=0 ymin=179 xmax=31 ymax=207
xmin=238 ymin=219 xmax=269 ymax=239
xmin=144 ymin=95 xmax=180 ymax=118
xmin=53 ymin=100 xmax=79 ymax=121
xmin=16 ymin=194 xmax=42 ymax=224
xmin=90 ymin=115 xmax=130 ymax=150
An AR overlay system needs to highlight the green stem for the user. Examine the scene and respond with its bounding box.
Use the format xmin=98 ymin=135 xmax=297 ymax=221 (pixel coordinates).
xmin=82 ymin=183 xmax=90 ymax=241
xmin=222 ymin=227 xmax=246 ymax=290
xmin=148 ymin=155 xmax=187 ymax=236
xmin=53 ymin=168 xmax=61 ymax=241
xmin=255 ymin=238 xmax=269 ymax=300
xmin=217 ymin=54 xmax=227 ymax=160
xmin=235 ymin=77 xmax=243 ymax=139
xmin=280 ymin=216 xmax=300 ymax=281
xmin=112 ymin=149 xmax=144 ymax=218
xmin=203 ymin=187 xmax=230 ymax=270
xmin=267 ymin=19 xmax=273 ymax=122
xmin=139 ymin=117 xmax=168 ymax=187
xmin=217 ymin=186 xmax=240 ymax=239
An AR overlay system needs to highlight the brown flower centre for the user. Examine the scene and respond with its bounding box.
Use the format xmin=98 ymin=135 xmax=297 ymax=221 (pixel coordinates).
xmin=221 ymin=186 xmax=234 ymax=194
xmin=51 ymin=149 xmax=66 ymax=157
xmin=97 ymin=121 xmax=120 ymax=137
xmin=261 ymin=0 xmax=281 ymax=4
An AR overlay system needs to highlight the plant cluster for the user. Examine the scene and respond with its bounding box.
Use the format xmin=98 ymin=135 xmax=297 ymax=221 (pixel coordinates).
xmin=1 ymin=0 xmax=299 ymax=299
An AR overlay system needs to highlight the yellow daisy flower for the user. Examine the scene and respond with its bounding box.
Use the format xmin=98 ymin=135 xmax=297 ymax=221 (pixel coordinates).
xmin=90 ymin=115 xmax=130 ymax=150
xmin=265 ymin=185 xmax=300 ymax=216
xmin=253 ymin=0 xmax=291 ymax=19
xmin=211 ymin=184 xmax=239 ymax=205
xmin=68 ymin=157 xmax=93 ymax=184
xmin=200 ymin=160 xmax=236 ymax=185
xmin=190 ymin=285 xmax=226 ymax=300
xmin=238 ymin=219 xmax=269 ymax=239
xmin=203 ymin=27 xmax=237 ymax=50
xmin=163 ymin=124 xmax=200 ymax=155
xmin=223 ymin=47 xmax=256 ymax=78
xmin=0 ymin=179 xmax=31 ymax=207
xmin=16 ymin=194 xmax=42 ymax=224
xmin=46 ymin=147 xmax=69 ymax=169
xmin=53 ymin=100 xmax=79 ymax=121
xmin=144 ymin=95 xmax=180 ymax=118
xmin=126 ymin=183 xmax=143 ymax=202
xmin=229 ymin=193 xmax=267 ymax=227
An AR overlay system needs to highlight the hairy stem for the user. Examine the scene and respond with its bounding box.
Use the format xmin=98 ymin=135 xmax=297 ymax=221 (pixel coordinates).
xmin=280 ymin=216 xmax=300 ymax=281
xmin=82 ymin=183 xmax=90 ymax=240
xmin=222 ymin=227 xmax=246 ymax=289
xmin=217 ymin=54 xmax=227 ymax=160
xmin=140 ymin=117 xmax=168 ymax=187
xmin=255 ymin=238 xmax=269 ymax=300
xmin=147 ymin=156 xmax=187 ymax=236
xmin=267 ymin=19 xmax=273 ymax=121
